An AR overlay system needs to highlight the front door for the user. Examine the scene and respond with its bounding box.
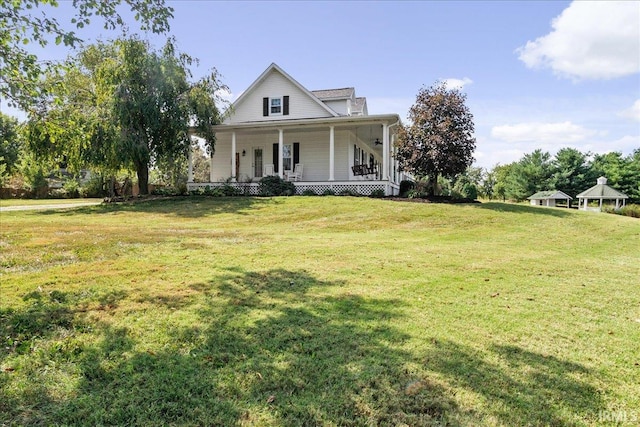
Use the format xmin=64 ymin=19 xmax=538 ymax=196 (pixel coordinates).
xmin=254 ymin=148 xmax=263 ymax=178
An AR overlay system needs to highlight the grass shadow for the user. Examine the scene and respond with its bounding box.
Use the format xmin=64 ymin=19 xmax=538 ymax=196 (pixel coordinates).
xmin=422 ymin=339 xmax=603 ymax=425
xmin=471 ymin=202 xmax=574 ymax=217
xmin=32 ymin=196 xmax=281 ymax=218
xmin=1 ymin=269 xmax=458 ymax=425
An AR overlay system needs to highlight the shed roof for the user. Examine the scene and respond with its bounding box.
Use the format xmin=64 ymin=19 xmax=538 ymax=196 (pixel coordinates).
xmin=528 ymin=190 xmax=573 ymax=200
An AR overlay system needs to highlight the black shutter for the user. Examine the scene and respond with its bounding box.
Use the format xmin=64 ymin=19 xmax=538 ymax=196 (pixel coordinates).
xmin=273 ymin=143 xmax=279 ymax=173
xmin=263 ymin=97 xmax=269 ymax=116
xmin=293 ymin=142 xmax=299 ymax=166
xmin=283 ymin=96 xmax=289 ymax=115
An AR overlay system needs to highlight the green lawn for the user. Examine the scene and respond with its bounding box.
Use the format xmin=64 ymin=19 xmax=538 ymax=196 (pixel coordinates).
xmin=0 ymin=198 xmax=103 ymax=207
xmin=1 ymin=197 xmax=638 ymax=426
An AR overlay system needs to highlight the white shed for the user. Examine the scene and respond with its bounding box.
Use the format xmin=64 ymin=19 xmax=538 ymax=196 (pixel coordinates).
xmin=527 ymin=190 xmax=573 ymax=208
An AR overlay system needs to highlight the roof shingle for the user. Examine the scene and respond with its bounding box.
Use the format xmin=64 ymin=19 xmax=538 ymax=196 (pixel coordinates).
xmin=311 ymin=88 xmax=354 ymax=100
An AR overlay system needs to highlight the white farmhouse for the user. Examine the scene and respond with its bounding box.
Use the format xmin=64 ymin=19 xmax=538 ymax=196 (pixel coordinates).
xmin=187 ymin=63 xmax=405 ymax=196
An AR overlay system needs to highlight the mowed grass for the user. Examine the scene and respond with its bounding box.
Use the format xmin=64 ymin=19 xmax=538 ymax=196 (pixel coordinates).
xmin=0 ymin=198 xmax=103 ymax=207
xmin=1 ymin=197 xmax=638 ymax=426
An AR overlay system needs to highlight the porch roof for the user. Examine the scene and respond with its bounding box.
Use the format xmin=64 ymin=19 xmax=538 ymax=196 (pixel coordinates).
xmin=207 ymin=113 xmax=401 ymax=133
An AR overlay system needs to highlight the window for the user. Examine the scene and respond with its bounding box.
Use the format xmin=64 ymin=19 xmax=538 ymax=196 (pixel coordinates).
xmin=263 ymin=96 xmax=289 ymax=116
xmin=270 ymin=97 xmax=282 ymax=115
xmin=283 ymin=144 xmax=292 ymax=171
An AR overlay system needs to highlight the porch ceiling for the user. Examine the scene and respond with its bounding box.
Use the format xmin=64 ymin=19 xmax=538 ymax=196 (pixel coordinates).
xmin=207 ymin=114 xmax=400 ymax=134
xmin=219 ymin=123 xmax=386 ymax=152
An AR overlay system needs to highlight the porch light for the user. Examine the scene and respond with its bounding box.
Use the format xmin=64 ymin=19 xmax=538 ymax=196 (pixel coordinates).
xmin=242 ymin=150 xmax=246 ymax=156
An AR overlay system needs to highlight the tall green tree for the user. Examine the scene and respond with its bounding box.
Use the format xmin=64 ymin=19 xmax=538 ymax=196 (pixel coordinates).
xmin=27 ymin=37 xmax=226 ymax=194
xmin=502 ymin=149 xmax=553 ymax=200
xmin=591 ymin=150 xmax=640 ymax=202
xmin=395 ymin=82 xmax=476 ymax=195
xmin=1 ymin=0 xmax=173 ymax=110
xmin=0 ymin=112 xmax=23 ymax=185
xmin=550 ymin=147 xmax=594 ymax=198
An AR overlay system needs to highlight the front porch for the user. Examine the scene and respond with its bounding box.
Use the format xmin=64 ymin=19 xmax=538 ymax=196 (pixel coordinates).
xmin=187 ymin=114 xmax=404 ymax=196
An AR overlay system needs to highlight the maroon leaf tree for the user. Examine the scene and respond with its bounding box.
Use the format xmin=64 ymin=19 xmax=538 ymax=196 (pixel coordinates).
xmin=396 ymin=82 xmax=476 ymax=195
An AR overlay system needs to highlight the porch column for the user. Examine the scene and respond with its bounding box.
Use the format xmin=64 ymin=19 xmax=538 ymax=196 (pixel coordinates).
xmin=231 ymin=132 xmax=237 ymax=181
xmin=278 ymin=129 xmax=284 ymax=179
xmin=391 ymin=134 xmax=396 ymax=183
xmin=599 ymin=198 xmax=603 ymax=211
xmin=187 ymin=146 xmax=194 ymax=183
xmin=209 ymin=150 xmax=215 ymax=182
xmin=329 ymin=125 xmax=335 ymax=181
xmin=382 ymin=123 xmax=389 ymax=180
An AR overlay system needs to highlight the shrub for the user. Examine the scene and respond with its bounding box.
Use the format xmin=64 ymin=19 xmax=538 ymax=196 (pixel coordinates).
xmin=399 ymin=180 xmax=415 ymax=197
xmin=370 ymin=189 xmax=385 ymax=198
xmin=322 ymin=188 xmax=335 ymax=196
xmin=221 ymin=183 xmax=242 ymax=196
xmin=62 ymin=179 xmax=80 ymax=198
xmin=604 ymin=204 xmax=640 ymax=218
xmin=258 ymin=175 xmax=295 ymax=196
xmin=407 ymin=189 xmax=427 ymax=199
xmin=82 ymin=175 xmax=107 ymax=198
xmin=301 ymin=189 xmax=317 ymax=196
xmin=338 ymin=189 xmax=359 ymax=196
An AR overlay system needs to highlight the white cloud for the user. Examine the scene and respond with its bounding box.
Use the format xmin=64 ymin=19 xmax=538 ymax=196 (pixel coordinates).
xmin=517 ymin=1 xmax=640 ymax=80
xmin=491 ymin=121 xmax=598 ymax=143
xmin=442 ymin=77 xmax=473 ymax=90
xmin=598 ymin=135 xmax=640 ymax=153
xmin=619 ymin=100 xmax=640 ymax=121
xmin=215 ymin=88 xmax=234 ymax=102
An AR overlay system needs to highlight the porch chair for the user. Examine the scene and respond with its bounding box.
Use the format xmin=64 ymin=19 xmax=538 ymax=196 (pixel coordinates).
xmin=263 ymin=164 xmax=274 ymax=176
xmin=287 ymin=163 xmax=304 ymax=181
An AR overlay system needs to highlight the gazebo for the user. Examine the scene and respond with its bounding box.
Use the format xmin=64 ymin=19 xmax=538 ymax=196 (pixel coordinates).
xmin=576 ymin=177 xmax=628 ymax=211
xmin=528 ymin=190 xmax=573 ymax=208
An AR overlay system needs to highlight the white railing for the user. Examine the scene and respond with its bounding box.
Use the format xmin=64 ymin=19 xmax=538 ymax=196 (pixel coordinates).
xmin=187 ymin=181 xmax=399 ymax=196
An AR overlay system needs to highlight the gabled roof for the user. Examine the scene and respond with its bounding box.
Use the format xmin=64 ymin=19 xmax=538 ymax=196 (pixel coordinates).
xmin=352 ymin=97 xmax=367 ymax=115
xmin=528 ymin=190 xmax=573 ymax=200
xmin=229 ymin=63 xmax=338 ymax=118
xmin=311 ymin=87 xmax=355 ymax=100
xmin=576 ymin=183 xmax=628 ymax=199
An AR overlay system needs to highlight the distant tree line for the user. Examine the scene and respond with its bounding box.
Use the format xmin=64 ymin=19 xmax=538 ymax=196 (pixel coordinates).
xmin=450 ymin=148 xmax=639 ymax=203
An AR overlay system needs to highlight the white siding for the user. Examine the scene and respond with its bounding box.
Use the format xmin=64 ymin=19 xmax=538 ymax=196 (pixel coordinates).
xmin=211 ymin=128 xmax=360 ymax=182
xmin=334 ymin=131 xmax=351 ymax=180
xmin=226 ymin=70 xmax=333 ymax=124
xmin=211 ymin=133 xmax=233 ymax=181
xmin=324 ymin=100 xmax=348 ymax=116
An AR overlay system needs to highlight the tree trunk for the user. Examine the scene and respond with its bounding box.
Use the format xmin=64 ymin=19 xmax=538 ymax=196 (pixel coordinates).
xmin=428 ymin=174 xmax=438 ymax=196
xmin=109 ymin=176 xmax=116 ymax=197
xmin=136 ymin=163 xmax=149 ymax=195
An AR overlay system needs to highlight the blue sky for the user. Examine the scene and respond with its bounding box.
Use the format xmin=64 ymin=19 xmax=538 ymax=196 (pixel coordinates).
xmin=3 ymin=0 xmax=639 ymax=168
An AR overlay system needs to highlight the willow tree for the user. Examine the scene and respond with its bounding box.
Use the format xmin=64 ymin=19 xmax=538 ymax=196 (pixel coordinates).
xmin=27 ymin=37 xmax=225 ymax=194
xmin=395 ymin=82 xmax=476 ymax=195
xmin=1 ymin=0 xmax=173 ymax=111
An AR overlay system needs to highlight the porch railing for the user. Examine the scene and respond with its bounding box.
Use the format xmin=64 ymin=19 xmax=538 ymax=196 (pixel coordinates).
xmin=187 ymin=181 xmax=399 ymax=196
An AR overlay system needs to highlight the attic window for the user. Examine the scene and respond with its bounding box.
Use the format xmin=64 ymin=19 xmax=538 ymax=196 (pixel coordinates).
xmin=263 ymin=96 xmax=289 ymax=116
xmin=270 ymin=97 xmax=282 ymax=115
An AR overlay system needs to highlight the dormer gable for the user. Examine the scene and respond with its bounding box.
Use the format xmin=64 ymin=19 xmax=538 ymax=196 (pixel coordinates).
xmin=224 ymin=63 xmax=337 ymax=124
xmin=311 ymin=88 xmax=368 ymax=117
